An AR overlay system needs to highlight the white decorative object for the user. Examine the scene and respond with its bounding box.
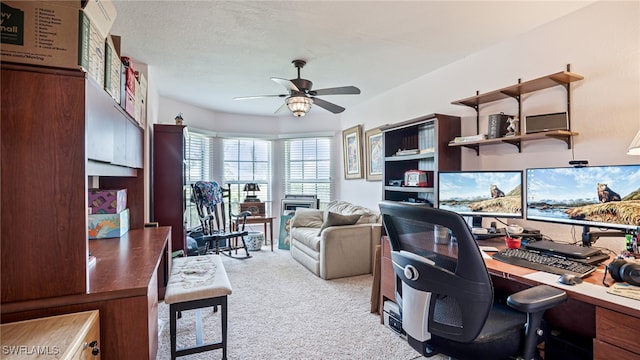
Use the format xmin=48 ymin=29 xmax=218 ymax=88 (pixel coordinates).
xmin=245 ymin=231 xmax=264 ymax=251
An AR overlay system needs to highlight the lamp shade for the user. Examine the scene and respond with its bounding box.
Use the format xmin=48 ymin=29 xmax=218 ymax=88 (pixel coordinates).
xmin=243 ymin=183 xmax=260 ymax=192
xmin=286 ymin=96 xmax=313 ymax=117
xmin=628 ymin=130 xmax=640 ymax=155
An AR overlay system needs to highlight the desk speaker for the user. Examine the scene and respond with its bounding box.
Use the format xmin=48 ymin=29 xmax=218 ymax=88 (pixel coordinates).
xmin=524 ymin=112 xmax=568 ymax=134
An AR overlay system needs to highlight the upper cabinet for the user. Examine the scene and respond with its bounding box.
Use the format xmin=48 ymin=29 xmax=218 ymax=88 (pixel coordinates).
xmin=86 ymin=76 xmax=143 ymax=170
xmin=381 ymin=114 xmax=461 ymax=206
xmin=449 ymin=65 xmax=584 ymax=155
xmin=1 ymin=64 xmax=145 ymax=304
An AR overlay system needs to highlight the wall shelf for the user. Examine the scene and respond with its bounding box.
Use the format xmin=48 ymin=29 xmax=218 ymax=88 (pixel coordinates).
xmin=451 ymin=70 xmax=584 ymax=108
xmin=450 ymin=65 xmax=583 ymax=155
xmin=448 ymin=130 xmax=579 ymax=153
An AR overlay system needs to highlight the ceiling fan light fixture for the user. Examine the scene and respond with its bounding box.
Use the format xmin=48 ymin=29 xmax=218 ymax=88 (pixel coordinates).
xmin=286 ymin=96 xmax=313 ymax=117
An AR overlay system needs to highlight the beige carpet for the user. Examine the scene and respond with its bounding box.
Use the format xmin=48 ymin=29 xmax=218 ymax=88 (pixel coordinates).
xmin=156 ymin=246 xmax=437 ymax=360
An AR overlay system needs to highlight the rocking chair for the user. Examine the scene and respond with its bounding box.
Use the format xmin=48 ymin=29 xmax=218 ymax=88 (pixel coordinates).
xmin=190 ymin=181 xmax=252 ymax=259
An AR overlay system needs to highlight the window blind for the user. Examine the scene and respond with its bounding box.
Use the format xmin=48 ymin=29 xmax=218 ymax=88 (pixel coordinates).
xmin=284 ymin=137 xmax=332 ymax=208
xmin=222 ymin=138 xmax=272 ymax=206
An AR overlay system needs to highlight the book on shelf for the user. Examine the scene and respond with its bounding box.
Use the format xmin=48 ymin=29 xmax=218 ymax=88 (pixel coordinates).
xmin=395 ymin=149 xmax=419 ymax=156
xmin=451 ymin=134 xmax=487 ymax=143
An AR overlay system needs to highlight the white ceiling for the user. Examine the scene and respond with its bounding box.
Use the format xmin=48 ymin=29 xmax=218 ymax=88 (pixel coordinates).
xmin=110 ymin=1 xmax=593 ymax=117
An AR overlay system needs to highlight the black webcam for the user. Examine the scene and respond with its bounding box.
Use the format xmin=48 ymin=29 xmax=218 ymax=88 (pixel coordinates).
xmin=569 ymin=160 xmax=588 ymax=167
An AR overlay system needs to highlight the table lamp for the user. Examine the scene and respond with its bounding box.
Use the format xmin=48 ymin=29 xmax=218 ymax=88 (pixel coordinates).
xmin=243 ymin=183 xmax=261 ymax=202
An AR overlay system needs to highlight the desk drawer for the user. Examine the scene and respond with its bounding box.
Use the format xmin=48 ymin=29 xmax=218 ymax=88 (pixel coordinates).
xmin=596 ymin=307 xmax=640 ymax=356
xmin=594 ymin=339 xmax=639 ymax=360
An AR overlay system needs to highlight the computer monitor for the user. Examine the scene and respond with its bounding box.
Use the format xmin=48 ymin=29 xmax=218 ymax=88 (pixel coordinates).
xmin=438 ymin=170 xmax=524 ymax=219
xmin=526 ymin=164 xmax=640 ymax=244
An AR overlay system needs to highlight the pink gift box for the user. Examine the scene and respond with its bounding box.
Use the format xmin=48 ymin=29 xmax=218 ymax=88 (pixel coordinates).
xmin=88 ymin=188 xmax=127 ymax=214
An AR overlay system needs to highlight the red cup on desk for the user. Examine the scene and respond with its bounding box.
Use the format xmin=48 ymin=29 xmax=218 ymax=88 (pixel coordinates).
xmin=505 ymin=236 xmax=522 ymax=249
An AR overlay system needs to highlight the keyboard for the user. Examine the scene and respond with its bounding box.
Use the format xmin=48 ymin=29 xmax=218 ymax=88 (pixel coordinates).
xmin=492 ymin=248 xmax=598 ymax=278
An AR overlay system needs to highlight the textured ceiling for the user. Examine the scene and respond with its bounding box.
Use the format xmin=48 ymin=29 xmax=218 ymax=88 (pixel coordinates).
xmin=110 ymin=1 xmax=593 ymax=117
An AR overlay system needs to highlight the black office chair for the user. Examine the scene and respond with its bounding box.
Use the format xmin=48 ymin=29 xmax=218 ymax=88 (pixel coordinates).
xmin=190 ymin=181 xmax=252 ymax=259
xmin=379 ymin=201 xmax=567 ymax=360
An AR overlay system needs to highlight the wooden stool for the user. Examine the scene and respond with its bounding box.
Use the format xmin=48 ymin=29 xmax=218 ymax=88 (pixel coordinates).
xmin=165 ymin=255 xmax=233 ymax=359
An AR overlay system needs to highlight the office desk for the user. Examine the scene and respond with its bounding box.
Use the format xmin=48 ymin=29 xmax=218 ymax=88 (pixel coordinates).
xmin=1 ymin=227 xmax=171 ymax=360
xmin=379 ymin=237 xmax=640 ymax=360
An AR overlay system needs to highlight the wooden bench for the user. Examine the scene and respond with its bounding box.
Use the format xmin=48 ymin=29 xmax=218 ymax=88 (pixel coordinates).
xmin=165 ymin=255 xmax=232 ymax=359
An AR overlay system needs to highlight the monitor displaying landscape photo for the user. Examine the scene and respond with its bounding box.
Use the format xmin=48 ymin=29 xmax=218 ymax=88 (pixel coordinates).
xmin=526 ymin=165 xmax=640 ymax=230
xmin=438 ymin=171 xmax=523 ymax=218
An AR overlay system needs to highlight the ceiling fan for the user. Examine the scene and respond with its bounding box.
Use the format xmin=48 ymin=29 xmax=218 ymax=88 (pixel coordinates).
xmin=233 ymin=59 xmax=361 ymax=117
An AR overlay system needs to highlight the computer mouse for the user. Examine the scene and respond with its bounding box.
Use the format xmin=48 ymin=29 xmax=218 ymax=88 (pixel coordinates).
xmin=558 ymin=274 xmax=583 ymax=285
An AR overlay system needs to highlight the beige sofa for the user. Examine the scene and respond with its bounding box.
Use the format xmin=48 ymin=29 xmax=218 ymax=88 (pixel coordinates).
xmin=289 ymin=201 xmax=382 ymax=280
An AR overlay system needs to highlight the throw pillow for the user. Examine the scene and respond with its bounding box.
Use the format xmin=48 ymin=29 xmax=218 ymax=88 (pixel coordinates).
xmin=291 ymin=208 xmax=324 ymax=228
xmin=317 ymin=211 xmax=361 ymax=236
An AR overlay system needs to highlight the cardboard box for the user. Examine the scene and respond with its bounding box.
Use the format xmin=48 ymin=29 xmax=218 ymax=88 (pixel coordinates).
xmin=124 ymin=88 xmax=135 ymax=118
xmin=134 ymin=73 xmax=147 ymax=126
xmin=0 ymin=1 xmax=115 ymax=85
xmin=88 ymin=188 xmax=127 ymax=214
xmin=82 ymin=0 xmax=117 ymax=38
xmin=104 ymin=35 xmax=121 ymax=103
xmin=88 ymin=208 xmax=129 ymax=239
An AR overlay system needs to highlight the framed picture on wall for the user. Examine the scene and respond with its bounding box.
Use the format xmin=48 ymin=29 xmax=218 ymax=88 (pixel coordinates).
xmin=365 ymin=127 xmax=383 ymax=181
xmin=342 ymin=125 xmax=363 ymax=179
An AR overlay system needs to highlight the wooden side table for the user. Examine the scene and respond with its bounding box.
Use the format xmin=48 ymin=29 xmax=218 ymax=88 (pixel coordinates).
xmin=236 ymin=216 xmax=275 ymax=251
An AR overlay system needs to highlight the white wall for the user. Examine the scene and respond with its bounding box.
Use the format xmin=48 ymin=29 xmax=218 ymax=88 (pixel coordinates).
xmin=146 ymin=1 xmax=639 ymax=250
xmin=341 ymin=1 xmax=640 ymax=250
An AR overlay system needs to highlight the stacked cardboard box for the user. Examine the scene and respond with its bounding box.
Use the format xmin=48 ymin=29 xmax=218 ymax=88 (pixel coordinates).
xmin=88 ymin=189 xmax=129 ymax=239
xmin=2 ymin=0 xmax=147 ymax=128
xmin=1 ymin=0 xmax=117 ymax=87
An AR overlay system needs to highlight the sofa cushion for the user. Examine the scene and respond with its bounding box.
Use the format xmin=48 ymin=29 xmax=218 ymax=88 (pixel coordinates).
xmin=325 ymin=200 xmax=379 ymax=224
xmin=318 ymin=211 xmax=361 ymax=236
xmin=290 ymin=227 xmax=322 ymax=251
xmin=292 ymin=208 xmax=324 ymax=228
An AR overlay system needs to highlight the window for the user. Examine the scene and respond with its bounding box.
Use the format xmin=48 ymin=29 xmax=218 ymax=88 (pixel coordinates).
xmin=184 ymin=131 xmax=211 ymax=230
xmin=284 ymin=137 xmax=332 ymax=208
xmin=223 ymin=138 xmax=272 ymax=207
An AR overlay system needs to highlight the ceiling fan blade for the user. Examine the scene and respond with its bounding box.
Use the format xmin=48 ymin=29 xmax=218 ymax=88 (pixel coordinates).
xmin=271 ymin=77 xmax=300 ymax=92
xmin=309 ymin=86 xmax=361 ymax=96
xmin=233 ymin=94 xmax=287 ymax=100
xmin=312 ymin=97 xmax=345 ymax=114
xmin=274 ymin=102 xmax=288 ymax=114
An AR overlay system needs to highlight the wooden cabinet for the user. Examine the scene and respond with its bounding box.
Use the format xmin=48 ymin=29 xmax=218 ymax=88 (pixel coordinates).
xmin=450 ymin=67 xmax=583 ymax=154
xmin=87 ymin=75 xmax=143 ymax=169
xmin=152 ymin=124 xmax=187 ymax=253
xmin=1 ymin=63 xmax=158 ymax=359
xmin=1 ymin=310 xmax=100 ymax=359
xmin=380 ymin=113 xmax=461 ymax=205
xmin=594 ymin=307 xmax=640 ymax=359
xmin=1 ymin=66 xmax=88 ymax=303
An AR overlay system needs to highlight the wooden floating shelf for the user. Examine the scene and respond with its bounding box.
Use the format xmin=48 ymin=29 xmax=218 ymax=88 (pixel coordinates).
xmin=451 ymin=71 xmax=584 ymax=108
xmin=448 ymin=130 xmax=579 ymax=154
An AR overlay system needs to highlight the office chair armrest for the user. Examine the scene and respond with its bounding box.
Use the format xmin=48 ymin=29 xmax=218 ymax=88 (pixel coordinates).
xmin=506 ymin=284 xmax=567 ymax=314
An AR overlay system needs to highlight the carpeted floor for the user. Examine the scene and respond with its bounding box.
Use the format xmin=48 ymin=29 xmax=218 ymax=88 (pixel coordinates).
xmin=157 ymin=246 xmax=436 ymax=359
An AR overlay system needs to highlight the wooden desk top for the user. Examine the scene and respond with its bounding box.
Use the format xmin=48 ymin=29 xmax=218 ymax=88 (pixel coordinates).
xmin=477 ymin=237 xmax=640 ymax=319
xmin=1 ymin=227 xmax=171 ymax=315
xmin=88 ymin=227 xmax=171 ymax=296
